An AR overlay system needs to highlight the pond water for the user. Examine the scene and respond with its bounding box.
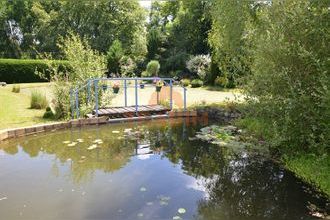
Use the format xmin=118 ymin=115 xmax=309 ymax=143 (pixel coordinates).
xmin=0 ymin=118 xmax=328 ymax=220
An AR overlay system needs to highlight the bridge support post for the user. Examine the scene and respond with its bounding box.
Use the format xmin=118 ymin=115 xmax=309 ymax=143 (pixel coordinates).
xmin=87 ymin=80 xmax=91 ymax=104
xmin=170 ymin=79 xmax=173 ymax=110
xmin=94 ymin=79 xmax=99 ymax=117
xmin=183 ymin=87 xmax=187 ymax=111
xmin=135 ymin=79 xmax=138 ymax=116
xmin=75 ymin=90 xmax=80 ymax=118
xmin=124 ymin=79 xmax=127 ymax=107
xmin=70 ymin=89 xmax=74 ymax=119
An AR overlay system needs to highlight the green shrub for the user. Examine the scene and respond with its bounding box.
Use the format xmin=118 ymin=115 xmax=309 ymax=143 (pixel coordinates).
xmin=245 ymin=0 xmax=329 ymax=153
xmin=0 ymin=59 xmax=70 ymax=83
xmin=30 ymin=90 xmax=48 ymax=109
xmin=11 ymin=84 xmax=20 ymax=93
xmin=43 ymin=108 xmax=55 ymax=119
xmin=191 ymin=79 xmax=203 ymax=88
xmin=180 ymin=79 xmax=190 ymax=87
xmin=186 ymin=54 xmax=211 ymax=81
xmin=146 ymin=60 xmax=160 ymax=77
xmin=214 ymin=75 xmax=228 ymax=87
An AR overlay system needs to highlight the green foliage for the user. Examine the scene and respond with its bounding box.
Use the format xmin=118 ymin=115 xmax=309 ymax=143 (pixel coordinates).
xmin=0 ymin=0 xmax=147 ymax=58
xmin=43 ymin=107 xmax=54 ymax=119
xmin=106 ymin=40 xmax=124 ymax=75
xmin=146 ymin=0 xmax=211 ymax=76
xmin=180 ymin=79 xmax=190 ymax=87
xmin=244 ymin=0 xmax=329 ymax=153
xmin=146 ymin=60 xmax=160 ymax=77
xmin=30 ymin=90 xmax=48 ymax=109
xmin=11 ymin=84 xmax=20 ymax=93
xmin=119 ymin=56 xmax=136 ymax=77
xmin=186 ymin=54 xmax=211 ymax=81
xmin=209 ymin=0 xmax=252 ymax=87
xmin=191 ymin=79 xmax=203 ymax=88
xmin=283 ymin=153 xmax=330 ymax=197
xmin=214 ymin=75 xmax=228 ymax=88
xmin=57 ymin=32 xmax=106 ymax=84
xmin=0 ymin=59 xmax=69 ymax=83
xmin=36 ymin=32 xmax=106 ymax=119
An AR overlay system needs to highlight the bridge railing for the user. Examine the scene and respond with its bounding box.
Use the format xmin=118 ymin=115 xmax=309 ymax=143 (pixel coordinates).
xmin=70 ymin=77 xmax=187 ymax=119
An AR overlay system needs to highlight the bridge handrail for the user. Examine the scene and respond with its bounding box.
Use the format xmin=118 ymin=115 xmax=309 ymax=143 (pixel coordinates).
xmin=70 ymin=77 xmax=187 ymax=119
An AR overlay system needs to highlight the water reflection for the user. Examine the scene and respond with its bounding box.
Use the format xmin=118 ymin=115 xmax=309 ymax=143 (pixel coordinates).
xmin=0 ymin=117 xmax=328 ymax=220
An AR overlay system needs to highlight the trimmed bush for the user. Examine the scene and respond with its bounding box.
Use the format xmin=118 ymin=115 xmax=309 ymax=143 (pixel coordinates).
xmin=180 ymin=79 xmax=190 ymax=87
xmin=30 ymin=90 xmax=48 ymax=109
xmin=12 ymin=84 xmax=20 ymax=93
xmin=191 ymin=79 xmax=203 ymax=88
xmin=43 ymin=107 xmax=55 ymax=119
xmin=146 ymin=60 xmax=160 ymax=77
xmin=214 ymin=75 xmax=229 ymax=87
xmin=0 ymin=59 xmax=70 ymax=83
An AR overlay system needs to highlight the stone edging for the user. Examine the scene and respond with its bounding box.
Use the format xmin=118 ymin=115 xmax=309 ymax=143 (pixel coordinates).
xmin=0 ymin=111 xmax=198 ymax=141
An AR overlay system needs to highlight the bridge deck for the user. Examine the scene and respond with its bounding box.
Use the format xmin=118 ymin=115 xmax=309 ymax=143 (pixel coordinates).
xmin=90 ymin=105 xmax=170 ymax=118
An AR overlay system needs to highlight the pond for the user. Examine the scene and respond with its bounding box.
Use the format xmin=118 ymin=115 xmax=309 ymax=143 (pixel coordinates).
xmin=0 ymin=118 xmax=328 ymax=220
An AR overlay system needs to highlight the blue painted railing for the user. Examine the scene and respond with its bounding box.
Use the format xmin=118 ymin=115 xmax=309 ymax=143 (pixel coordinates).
xmin=70 ymin=77 xmax=187 ymax=119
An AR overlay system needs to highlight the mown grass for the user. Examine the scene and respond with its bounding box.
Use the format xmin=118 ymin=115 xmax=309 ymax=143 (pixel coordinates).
xmin=0 ymin=83 xmax=55 ymax=130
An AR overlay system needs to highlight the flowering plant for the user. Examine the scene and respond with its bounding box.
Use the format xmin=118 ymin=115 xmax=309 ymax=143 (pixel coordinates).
xmin=112 ymin=81 xmax=120 ymax=88
xmin=155 ymin=80 xmax=163 ymax=87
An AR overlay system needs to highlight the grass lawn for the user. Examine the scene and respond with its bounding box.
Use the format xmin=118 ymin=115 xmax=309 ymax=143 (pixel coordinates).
xmin=0 ymin=83 xmax=55 ymax=130
xmin=0 ymin=82 xmax=241 ymax=130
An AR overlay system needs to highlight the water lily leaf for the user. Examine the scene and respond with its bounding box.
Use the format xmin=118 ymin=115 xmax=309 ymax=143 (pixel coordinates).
xmin=0 ymin=197 xmax=8 ymax=201
xmin=63 ymin=141 xmax=70 ymax=144
xmin=87 ymin=144 xmax=98 ymax=150
xmin=146 ymin=202 xmax=153 ymax=206
xmin=173 ymin=216 xmax=182 ymax=220
xmin=137 ymin=213 xmax=143 ymax=217
xmin=140 ymin=187 xmax=147 ymax=192
xmin=178 ymin=208 xmax=186 ymax=214
xmin=67 ymin=142 xmax=77 ymax=147
xmin=76 ymin=139 xmax=84 ymax=143
xmin=159 ymin=201 xmax=168 ymax=206
xmin=112 ymin=130 xmax=120 ymax=134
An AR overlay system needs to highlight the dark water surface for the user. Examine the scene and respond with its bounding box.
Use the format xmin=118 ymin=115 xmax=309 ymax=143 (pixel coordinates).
xmin=0 ymin=118 xmax=328 ymax=220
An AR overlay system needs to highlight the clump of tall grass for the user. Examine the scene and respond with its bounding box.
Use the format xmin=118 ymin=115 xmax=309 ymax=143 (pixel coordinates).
xmin=30 ymin=90 xmax=48 ymax=109
xmin=12 ymin=84 xmax=20 ymax=93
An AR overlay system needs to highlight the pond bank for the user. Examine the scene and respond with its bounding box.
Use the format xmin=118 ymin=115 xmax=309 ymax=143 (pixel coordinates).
xmin=193 ymin=104 xmax=330 ymax=202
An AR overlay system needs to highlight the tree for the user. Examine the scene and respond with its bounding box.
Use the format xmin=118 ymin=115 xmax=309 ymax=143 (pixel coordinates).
xmin=106 ymin=39 xmax=124 ymax=75
xmin=245 ymin=0 xmax=329 ymax=152
xmin=0 ymin=0 xmax=147 ymax=59
xmin=208 ymin=0 xmax=253 ymax=87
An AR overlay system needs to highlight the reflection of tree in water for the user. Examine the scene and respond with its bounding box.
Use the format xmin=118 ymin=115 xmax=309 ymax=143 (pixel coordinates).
xmin=1 ymin=119 xmax=325 ymax=219
xmin=154 ymin=126 xmax=325 ymax=219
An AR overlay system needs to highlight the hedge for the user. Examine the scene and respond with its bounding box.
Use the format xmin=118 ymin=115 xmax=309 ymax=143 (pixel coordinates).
xmin=0 ymin=59 xmax=70 ymax=83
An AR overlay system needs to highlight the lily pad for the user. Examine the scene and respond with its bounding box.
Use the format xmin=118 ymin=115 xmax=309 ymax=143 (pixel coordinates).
xmin=146 ymin=202 xmax=153 ymax=206
xmin=93 ymin=139 xmax=103 ymax=144
xmin=76 ymin=139 xmax=84 ymax=143
xmin=0 ymin=197 xmax=7 ymax=201
xmin=140 ymin=187 xmax=147 ymax=192
xmin=159 ymin=201 xmax=168 ymax=206
xmin=63 ymin=141 xmax=70 ymax=144
xmin=87 ymin=144 xmax=98 ymax=150
xmin=67 ymin=142 xmax=77 ymax=147
xmin=173 ymin=216 xmax=182 ymax=220
xmin=137 ymin=213 xmax=144 ymax=217
xmin=112 ymin=130 xmax=120 ymax=134
xmin=178 ymin=208 xmax=186 ymax=214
